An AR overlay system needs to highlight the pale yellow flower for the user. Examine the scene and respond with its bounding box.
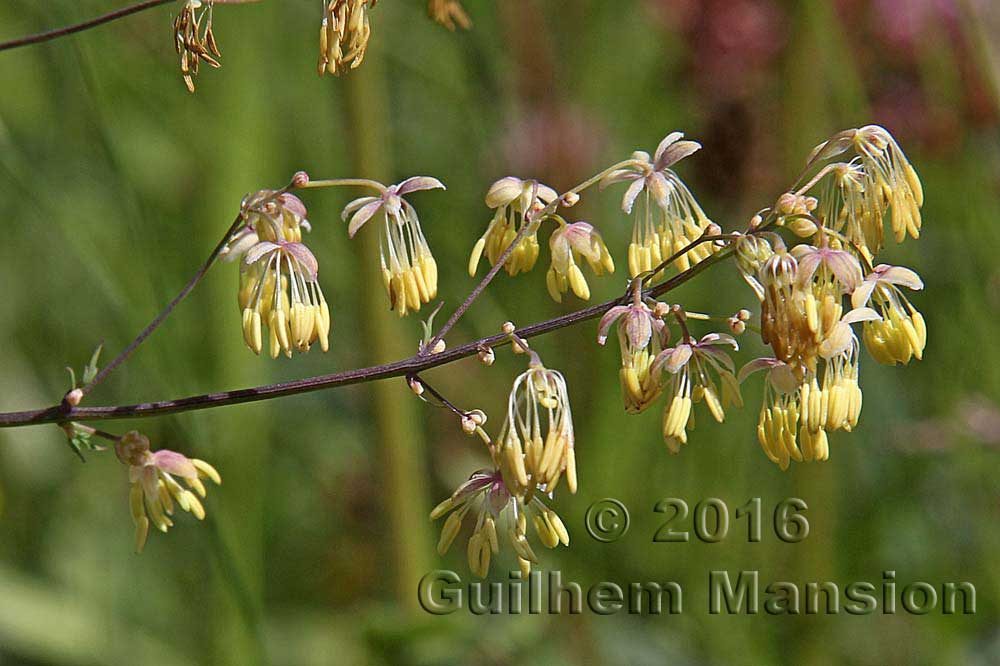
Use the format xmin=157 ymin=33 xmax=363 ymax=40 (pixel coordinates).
xmin=597 ymin=301 xmax=669 ymax=413
xmin=223 ymin=192 xmax=331 ymax=358
xmin=601 ymin=133 xmax=716 ymax=277
xmin=469 ymin=177 xmax=558 ymax=277
xmin=496 ymin=357 xmax=577 ymax=496
xmin=115 ymin=431 xmax=221 ymax=553
xmin=342 ymin=177 xmax=444 ymax=317
xmin=545 ymin=221 xmax=614 ymax=302
xmin=852 ymin=263 xmax=926 ymax=365
xmin=652 ymin=333 xmax=742 ymax=453
xmin=431 ymin=468 xmax=569 ymax=579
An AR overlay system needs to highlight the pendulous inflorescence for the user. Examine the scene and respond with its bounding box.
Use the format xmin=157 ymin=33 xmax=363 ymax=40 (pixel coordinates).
xmin=29 ymin=125 xmax=924 ymax=575
xmin=431 ymin=334 xmax=574 ymax=579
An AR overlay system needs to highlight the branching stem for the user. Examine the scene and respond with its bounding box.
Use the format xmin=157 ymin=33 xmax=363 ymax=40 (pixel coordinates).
xmin=0 ymin=245 xmax=733 ymax=429
xmin=0 ymin=0 xmax=263 ymax=53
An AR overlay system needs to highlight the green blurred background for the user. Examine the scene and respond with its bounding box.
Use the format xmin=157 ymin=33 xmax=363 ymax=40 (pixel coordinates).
xmin=0 ymin=0 xmax=998 ymax=664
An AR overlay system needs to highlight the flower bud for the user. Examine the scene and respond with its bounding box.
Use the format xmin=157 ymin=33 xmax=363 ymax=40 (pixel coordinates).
xmin=561 ymin=192 xmax=580 ymax=207
xmin=65 ymin=388 xmax=84 ymax=407
xmin=409 ymin=377 xmax=424 ymax=396
xmin=292 ymin=171 xmax=310 ymax=188
xmin=777 ymin=193 xmax=797 ymax=215
xmin=478 ymin=346 xmax=495 ymax=366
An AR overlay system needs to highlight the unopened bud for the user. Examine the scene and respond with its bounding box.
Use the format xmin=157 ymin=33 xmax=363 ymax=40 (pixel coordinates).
xmin=705 ymin=222 xmax=722 ymax=236
xmin=561 ymin=191 xmax=580 ymax=207
xmin=777 ymin=193 xmax=797 ymax=215
xmin=64 ymin=388 xmax=83 ymax=407
xmin=653 ymin=302 xmax=670 ymax=318
xmin=461 ymin=416 xmax=477 ymax=434
xmin=408 ymin=377 xmax=424 ymax=396
xmin=478 ymin=347 xmax=495 ymax=366
xmin=430 ymin=339 xmax=446 ymax=355
xmin=804 ymin=196 xmax=818 ymax=211
xmin=502 ymin=322 xmax=516 ymax=335
xmin=737 ymin=309 xmax=751 ymax=321
xmin=467 ymin=409 xmax=487 ymax=425
xmin=292 ymin=171 xmax=310 ymax=188
xmin=788 ymin=217 xmax=818 ymax=237
xmin=728 ymin=317 xmax=746 ymax=335
xmin=749 ymin=214 xmax=763 ymax=229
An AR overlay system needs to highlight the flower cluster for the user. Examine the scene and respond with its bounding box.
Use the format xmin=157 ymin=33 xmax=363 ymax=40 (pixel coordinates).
xmin=223 ymin=189 xmax=331 ymax=358
xmin=731 ymin=125 xmax=926 ymax=468
xmin=432 ymin=351 xmax=575 ymax=578
xmin=653 ymin=330 xmax=743 ymax=453
xmin=342 ymin=177 xmax=444 ymax=317
xmin=469 ymin=177 xmax=615 ymax=302
xmin=590 ymin=125 xmax=926 ymax=470
xmin=810 ymin=125 xmax=923 ymax=259
xmin=317 ymin=0 xmax=376 ymax=76
xmin=115 ymin=431 xmax=221 ymax=553
xmin=173 ymin=0 xmax=221 ymax=93
xmin=601 ymin=133 xmax=718 ymax=278
xmin=597 ymin=298 xmax=670 ymax=414
xmin=469 ymin=177 xmax=557 ymax=278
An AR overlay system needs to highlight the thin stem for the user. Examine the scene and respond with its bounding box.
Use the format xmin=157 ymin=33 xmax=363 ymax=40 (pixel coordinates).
xmin=408 ymin=374 xmax=468 ymax=419
xmin=639 ymin=233 xmax=737 ymax=286
xmin=0 ymin=0 xmax=174 ymax=52
xmin=0 ymin=0 xmax=263 ymax=53
xmin=301 ymin=178 xmax=387 ymax=193
xmin=424 ymin=159 xmax=639 ymax=352
xmin=81 ymin=211 xmax=245 ymax=395
xmin=0 ymin=247 xmax=733 ymax=429
xmin=81 ymin=176 xmax=303 ymax=396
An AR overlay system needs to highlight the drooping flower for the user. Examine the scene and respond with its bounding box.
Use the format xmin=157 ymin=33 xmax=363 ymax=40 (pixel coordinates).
xmin=853 ymin=125 xmax=923 ymax=246
xmin=115 ymin=431 xmax=221 ymax=553
xmin=318 ymin=0 xmax=376 ymax=76
xmin=597 ymin=300 xmax=669 ymax=413
xmin=852 ymin=263 xmax=926 ymax=365
xmin=741 ymin=310 xmax=876 ymax=469
xmin=601 ymin=132 xmax=717 ymax=277
xmin=173 ymin=0 xmax=221 ymax=93
xmin=469 ymin=177 xmax=558 ymax=277
xmin=342 ymin=177 xmax=445 ymax=317
xmin=496 ymin=355 xmax=577 ymax=497
xmin=758 ymin=242 xmax=863 ymax=372
xmin=223 ymin=191 xmax=330 ymax=358
xmin=239 ymin=240 xmax=330 ymax=358
xmin=430 ymin=467 xmax=569 ymax=579
xmin=545 ymin=221 xmax=614 ymax=302
xmin=808 ymin=125 xmax=923 ymax=257
xmin=651 ymin=332 xmax=742 ymax=453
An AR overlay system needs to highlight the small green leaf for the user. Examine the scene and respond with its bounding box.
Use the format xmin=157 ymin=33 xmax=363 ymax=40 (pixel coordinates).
xmin=66 ymin=431 xmax=89 ymax=463
xmin=420 ymin=303 xmax=444 ymax=344
xmin=81 ymin=342 xmax=104 ymax=385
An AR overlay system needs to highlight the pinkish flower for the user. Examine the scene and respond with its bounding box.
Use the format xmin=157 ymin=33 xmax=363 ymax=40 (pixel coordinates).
xmin=116 ymin=431 xmax=221 ymax=553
